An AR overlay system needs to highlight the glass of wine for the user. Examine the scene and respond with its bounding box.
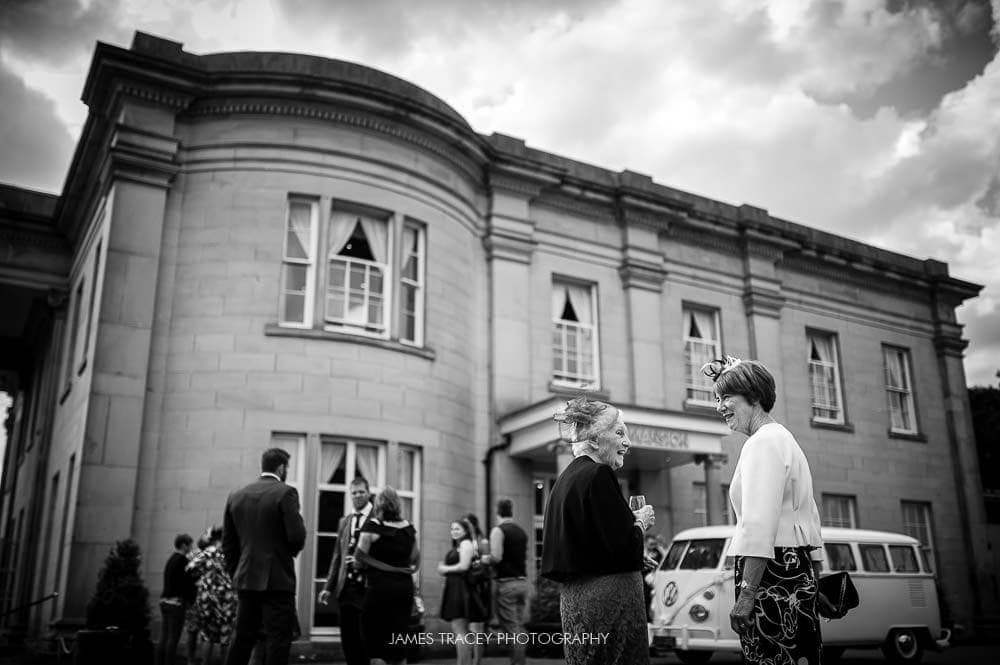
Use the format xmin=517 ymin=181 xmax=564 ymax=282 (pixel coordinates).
xmin=629 ymin=495 xmax=646 ymax=511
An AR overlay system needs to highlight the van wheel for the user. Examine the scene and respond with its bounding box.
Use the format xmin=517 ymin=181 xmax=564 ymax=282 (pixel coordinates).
xmin=881 ymin=628 xmax=924 ymax=664
xmin=676 ymin=651 xmax=713 ymax=665
xmin=822 ymin=646 xmax=845 ymax=664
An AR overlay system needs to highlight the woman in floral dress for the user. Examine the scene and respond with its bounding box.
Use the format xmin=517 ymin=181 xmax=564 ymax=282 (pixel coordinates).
xmin=187 ymin=526 xmax=237 ymax=665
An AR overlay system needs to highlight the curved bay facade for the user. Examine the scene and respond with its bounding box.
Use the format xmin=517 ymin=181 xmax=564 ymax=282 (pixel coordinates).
xmin=0 ymin=31 xmax=995 ymax=644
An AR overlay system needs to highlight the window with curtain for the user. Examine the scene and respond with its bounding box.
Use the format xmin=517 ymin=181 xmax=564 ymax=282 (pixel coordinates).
xmin=312 ymin=437 xmax=387 ymax=633
xmin=63 ymin=279 xmax=84 ymax=390
xmin=901 ymin=500 xmax=935 ymax=572
xmin=808 ymin=331 xmax=844 ymax=423
xmin=277 ymin=199 xmax=428 ymax=346
xmin=821 ymin=493 xmax=857 ymax=528
xmin=399 ymin=222 xmax=425 ymax=345
xmin=683 ymin=306 xmax=720 ymax=403
xmin=326 ymin=212 xmax=388 ymax=334
xmin=279 ymin=198 xmax=318 ymax=327
xmin=551 ymin=279 xmax=599 ymax=388
xmin=883 ymin=345 xmax=917 ymax=433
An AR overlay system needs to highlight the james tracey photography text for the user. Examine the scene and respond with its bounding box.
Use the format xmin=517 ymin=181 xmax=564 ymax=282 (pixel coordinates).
xmin=388 ymin=632 xmax=611 ymax=646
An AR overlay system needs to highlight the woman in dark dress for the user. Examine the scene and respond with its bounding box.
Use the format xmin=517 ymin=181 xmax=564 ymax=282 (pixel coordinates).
xmin=541 ymin=396 xmax=656 ymax=665
xmin=437 ymin=518 xmax=486 ymax=665
xmin=355 ymin=486 xmax=419 ymax=665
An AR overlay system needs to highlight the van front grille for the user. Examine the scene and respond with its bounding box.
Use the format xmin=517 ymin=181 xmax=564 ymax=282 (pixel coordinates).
xmin=908 ymin=580 xmax=927 ymax=607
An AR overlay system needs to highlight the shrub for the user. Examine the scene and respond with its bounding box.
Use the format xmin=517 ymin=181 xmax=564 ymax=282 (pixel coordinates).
xmin=85 ymin=539 xmax=152 ymax=647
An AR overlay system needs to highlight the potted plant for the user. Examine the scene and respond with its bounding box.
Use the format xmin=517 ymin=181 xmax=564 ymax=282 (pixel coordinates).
xmin=525 ymin=576 xmax=563 ymax=658
xmin=76 ymin=539 xmax=153 ymax=665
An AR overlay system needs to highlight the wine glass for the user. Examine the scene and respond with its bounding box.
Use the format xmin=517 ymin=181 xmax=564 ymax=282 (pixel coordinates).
xmin=629 ymin=495 xmax=646 ymax=511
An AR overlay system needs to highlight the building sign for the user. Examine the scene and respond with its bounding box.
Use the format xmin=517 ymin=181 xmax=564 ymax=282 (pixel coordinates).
xmin=629 ymin=425 xmax=689 ymax=451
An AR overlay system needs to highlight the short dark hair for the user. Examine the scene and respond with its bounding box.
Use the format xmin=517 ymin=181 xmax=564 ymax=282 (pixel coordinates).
xmin=463 ymin=513 xmax=484 ymax=539
xmin=261 ymin=447 xmax=290 ymax=473
xmin=375 ymin=486 xmax=403 ymax=522
xmin=497 ymin=498 xmax=514 ymax=518
xmin=709 ymin=360 xmax=776 ymax=412
xmin=174 ymin=533 xmax=193 ymax=549
xmin=349 ymin=476 xmax=370 ymax=491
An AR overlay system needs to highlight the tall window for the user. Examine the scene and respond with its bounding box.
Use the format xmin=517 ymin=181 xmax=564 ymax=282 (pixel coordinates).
xmin=821 ymin=494 xmax=857 ymax=528
xmin=279 ymin=198 xmax=319 ymax=328
xmin=63 ymin=280 xmax=84 ymax=389
xmin=551 ymin=279 xmax=599 ymax=388
xmin=312 ymin=437 xmax=387 ymax=633
xmin=683 ymin=306 xmax=721 ymax=404
xmin=81 ymin=241 xmax=102 ymax=371
xmin=808 ymin=331 xmax=844 ymax=423
xmin=399 ymin=222 xmax=425 ymax=345
xmin=883 ymin=346 xmax=917 ymax=434
xmin=53 ymin=455 xmax=75 ymax=620
xmin=901 ymin=500 xmax=935 ymax=572
xmin=694 ymin=482 xmax=732 ymax=526
xmin=326 ymin=211 xmax=389 ymax=335
xmin=277 ymin=199 xmax=426 ymax=345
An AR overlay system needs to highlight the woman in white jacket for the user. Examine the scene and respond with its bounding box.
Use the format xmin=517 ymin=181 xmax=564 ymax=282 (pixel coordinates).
xmin=703 ymin=356 xmax=833 ymax=665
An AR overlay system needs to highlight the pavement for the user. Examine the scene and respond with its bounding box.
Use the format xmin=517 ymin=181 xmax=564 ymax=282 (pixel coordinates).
xmin=285 ymin=642 xmax=1000 ymax=664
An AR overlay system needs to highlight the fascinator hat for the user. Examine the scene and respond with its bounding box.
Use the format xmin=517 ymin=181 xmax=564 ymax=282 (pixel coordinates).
xmin=553 ymin=395 xmax=618 ymax=443
xmin=700 ymin=355 xmax=743 ymax=382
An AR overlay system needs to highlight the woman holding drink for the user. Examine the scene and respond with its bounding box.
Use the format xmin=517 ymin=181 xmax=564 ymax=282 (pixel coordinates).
xmin=540 ymin=396 xmax=655 ymax=665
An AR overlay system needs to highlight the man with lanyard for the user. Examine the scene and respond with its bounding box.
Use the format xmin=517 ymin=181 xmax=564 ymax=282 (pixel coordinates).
xmin=489 ymin=498 xmax=529 ymax=665
xmin=319 ymin=477 xmax=373 ymax=665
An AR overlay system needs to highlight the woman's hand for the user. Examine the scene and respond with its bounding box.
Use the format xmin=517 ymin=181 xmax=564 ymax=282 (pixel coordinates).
xmin=633 ymin=505 xmax=655 ymax=531
xmin=730 ymin=588 xmax=756 ymax=635
xmin=437 ymin=562 xmax=448 ymax=575
xmin=817 ymin=591 xmax=842 ymax=619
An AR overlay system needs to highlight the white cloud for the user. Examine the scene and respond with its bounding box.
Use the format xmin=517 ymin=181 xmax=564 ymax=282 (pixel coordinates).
xmin=0 ymin=0 xmax=997 ymax=383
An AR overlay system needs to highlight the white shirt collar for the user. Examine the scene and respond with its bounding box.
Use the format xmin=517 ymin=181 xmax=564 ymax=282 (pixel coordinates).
xmin=260 ymin=472 xmax=282 ymax=482
xmin=354 ymin=502 xmax=373 ymax=519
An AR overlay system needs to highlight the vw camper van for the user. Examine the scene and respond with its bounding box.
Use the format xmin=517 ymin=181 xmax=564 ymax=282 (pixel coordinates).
xmin=649 ymin=525 xmax=949 ymax=664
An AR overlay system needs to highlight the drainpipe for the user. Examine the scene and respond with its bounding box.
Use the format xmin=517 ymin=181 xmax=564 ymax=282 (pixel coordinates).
xmin=483 ymin=435 xmax=511 ymax=521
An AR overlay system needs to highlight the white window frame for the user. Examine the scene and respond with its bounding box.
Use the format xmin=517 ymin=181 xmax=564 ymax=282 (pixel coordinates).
xmin=311 ymin=437 xmax=387 ymax=636
xmin=821 ymin=493 xmax=858 ymax=528
xmin=398 ymin=221 xmax=426 ymax=347
xmin=278 ymin=198 xmax=319 ymax=329
xmin=883 ymin=345 xmax=917 ymax=434
xmin=683 ymin=305 xmax=721 ymax=405
xmin=63 ymin=279 xmax=84 ymax=389
xmin=551 ymin=279 xmax=600 ymax=389
xmin=901 ymin=500 xmax=935 ymax=572
xmin=808 ymin=330 xmax=845 ymax=424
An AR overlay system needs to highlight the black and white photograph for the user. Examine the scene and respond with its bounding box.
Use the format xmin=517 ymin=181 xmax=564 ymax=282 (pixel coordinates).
xmin=1 ymin=1 xmax=999 ymax=664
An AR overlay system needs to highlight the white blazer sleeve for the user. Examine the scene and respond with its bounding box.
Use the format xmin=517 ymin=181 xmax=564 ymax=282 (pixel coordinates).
xmin=728 ymin=434 xmax=788 ymax=558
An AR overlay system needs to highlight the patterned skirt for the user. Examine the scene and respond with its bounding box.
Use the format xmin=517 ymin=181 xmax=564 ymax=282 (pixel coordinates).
xmin=559 ymin=571 xmax=649 ymax=665
xmin=735 ymin=547 xmax=822 ymax=665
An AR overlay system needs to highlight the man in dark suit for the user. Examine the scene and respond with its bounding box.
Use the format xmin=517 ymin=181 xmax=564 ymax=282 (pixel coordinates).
xmin=318 ymin=477 xmax=372 ymax=665
xmin=223 ymin=447 xmax=307 ymax=665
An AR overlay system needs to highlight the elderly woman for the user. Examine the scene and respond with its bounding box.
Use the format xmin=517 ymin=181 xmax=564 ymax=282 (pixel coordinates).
xmin=540 ymin=396 xmax=655 ymax=665
xmin=704 ymin=356 xmax=829 ymax=665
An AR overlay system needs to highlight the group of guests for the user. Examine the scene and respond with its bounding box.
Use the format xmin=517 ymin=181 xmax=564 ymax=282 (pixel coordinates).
xmin=156 ymin=528 xmax=236 ymax=665
xmin=540 ymin=357 xmax=835 ymax=665
xmin=324 ymin=474 xmax=531 ymax=665
xmin=160 ymin=354 xmax=828 ymax=665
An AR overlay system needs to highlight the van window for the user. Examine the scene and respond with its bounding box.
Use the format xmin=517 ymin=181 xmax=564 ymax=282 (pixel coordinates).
xmin=661 ymin=541 xmax=687 ymax=571
xmin=824 ymin=543 xmax=857 ymax=571
xmin=679 ymin=539 xmax=725 ymax=570
xmin=860 ymin=544 xmax=890 ymax=572
xmin=889 ymin=545 xmax=920 ymax=573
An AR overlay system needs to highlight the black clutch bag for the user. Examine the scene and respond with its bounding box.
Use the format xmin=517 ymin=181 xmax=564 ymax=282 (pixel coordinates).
xmin=817 ymin=572 xmax=859 ymax=618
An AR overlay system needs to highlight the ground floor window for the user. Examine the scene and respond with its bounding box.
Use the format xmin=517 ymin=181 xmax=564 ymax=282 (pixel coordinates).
xmin=269 ymin=433 xmax=421 ymax=636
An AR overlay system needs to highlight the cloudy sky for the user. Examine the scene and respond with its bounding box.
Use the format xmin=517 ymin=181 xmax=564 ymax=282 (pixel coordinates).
xmin=1 ymin=0 xmax=998 ymax=387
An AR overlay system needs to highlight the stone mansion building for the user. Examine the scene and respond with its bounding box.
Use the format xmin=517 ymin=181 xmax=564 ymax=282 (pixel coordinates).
xmin=0 ymin=32 xmax=994 ymax=642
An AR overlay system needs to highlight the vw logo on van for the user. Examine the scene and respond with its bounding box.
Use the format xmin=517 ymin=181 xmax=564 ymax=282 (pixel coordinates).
xmin=663 ymin=581 xmax=679 ymax=607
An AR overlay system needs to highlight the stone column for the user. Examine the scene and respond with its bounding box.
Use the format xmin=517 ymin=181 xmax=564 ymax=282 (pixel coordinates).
xmin=63 ymin=90 xmax=182 ymax=619
xmin=927 ymin=262 xmax=998 ymax=628
xmin=552 ymin=442 xmax=574 ymax=476
xmin=739 ymin=207 xmax=793 ymax=422
xmin=617 ymin=199 xmax=668 ymax=406
xmin=697 ymin=454 xmax=727 ymax=526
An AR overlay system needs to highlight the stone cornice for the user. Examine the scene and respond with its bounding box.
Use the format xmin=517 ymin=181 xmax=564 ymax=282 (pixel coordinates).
xmin=667 ymin=222 xmax=743 ymax=255
xmin=483 ymin=232 xmax=536 ymax=264
xmin=743 ymin=285 xmax=785 ymax=319
xmin=782 ymin=253 xmax=933 ymax=303
xmin=619 ymin=261 xmax=667 ymax=292
xmin=933 ymin=333 xmax=969 ymax=358
xmin=103 ymin=124 xmax=180 ymax=189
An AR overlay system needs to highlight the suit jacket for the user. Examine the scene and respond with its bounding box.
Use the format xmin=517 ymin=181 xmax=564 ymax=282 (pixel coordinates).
xmin=322 ymin=509 xmax=371 ymax=601
xmin=223 ymin=475 xmax=307 ymax=592
xmin=726 ymin=422 xmax=824 ymax=561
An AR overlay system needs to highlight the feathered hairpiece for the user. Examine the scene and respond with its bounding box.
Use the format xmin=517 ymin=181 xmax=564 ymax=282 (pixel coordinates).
xmin=701 ymin=355 xmax=743 ymax=382
xmin=553 ymin=395 xmax=609 ymax=443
